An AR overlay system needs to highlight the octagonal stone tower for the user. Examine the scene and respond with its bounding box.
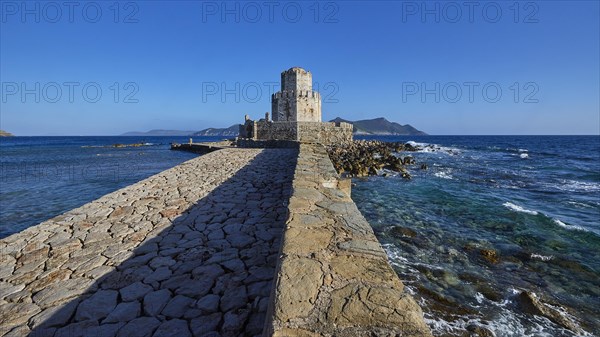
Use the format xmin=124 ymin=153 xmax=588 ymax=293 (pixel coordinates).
xmin=271 ymin=67 xmax=322 ymax=122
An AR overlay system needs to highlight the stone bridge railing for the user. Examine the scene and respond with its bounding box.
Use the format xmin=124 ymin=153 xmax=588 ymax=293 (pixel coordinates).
xmin=264 ymin=143 xmax=431 ymax=336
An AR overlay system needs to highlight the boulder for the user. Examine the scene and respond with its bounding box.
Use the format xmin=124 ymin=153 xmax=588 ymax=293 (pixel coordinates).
xmin=516 ymin=291 xmax=583 ymax=334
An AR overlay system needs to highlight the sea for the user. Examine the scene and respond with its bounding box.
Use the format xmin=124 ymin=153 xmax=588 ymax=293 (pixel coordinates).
xmin=0 ymin=135 xmax=598 ymax=336
xmin=352 ymin=135 xmax=599 ymax=337
xmin=0 ymin=136 xmax=204 ymax=237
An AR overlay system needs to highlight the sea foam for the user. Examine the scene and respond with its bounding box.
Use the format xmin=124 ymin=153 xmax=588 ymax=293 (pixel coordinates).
xmin=503 ymin=202 xmax=539 ymax=215
xmin=553 ymin=219 xmax=589 ymax=232
xmin=434 ymin=170 xmax=454 ymax=180
xmin=406 ymin=141 xmax=460 ymax=155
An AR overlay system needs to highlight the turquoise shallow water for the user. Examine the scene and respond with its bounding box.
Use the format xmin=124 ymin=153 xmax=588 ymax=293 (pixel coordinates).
xmin=352 ymin=135 xmax=600 ymax=337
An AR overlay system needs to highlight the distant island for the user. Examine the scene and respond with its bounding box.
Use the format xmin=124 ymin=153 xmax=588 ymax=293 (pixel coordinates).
xmin=0 ymin=130 xmax=14 ymax=137
xmin=122 ymin=117 xmax=427 ymax=137
xmin=329 ymin=117 xmax=427 ymax=136
xmin=191 ymin=125 xmax=239 ymax=137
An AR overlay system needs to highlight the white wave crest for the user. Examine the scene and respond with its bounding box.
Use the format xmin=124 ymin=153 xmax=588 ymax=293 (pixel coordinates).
xmin=553 ymin=219 xmax=589 ymax=232
xmin=530 ymin=253 xmax=554 ymax=261
xmin=503 ymin=202 xmax=539 ymax=215
xmin=520 ymin=153 xmax=529 ymax=159
xmin=406 ymin=141 xmax=460 ymax=155
xmin=566 ymin=201 xmax=593 ymax=209
xmin=434 ymin=170 xmax=454 ymax=180
xmin=559 ymin=180 xmax=600 ymax=192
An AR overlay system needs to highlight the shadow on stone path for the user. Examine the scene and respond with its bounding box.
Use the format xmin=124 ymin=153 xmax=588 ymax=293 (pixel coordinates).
xmin=1 ymin=148 xmax=297 ymax=337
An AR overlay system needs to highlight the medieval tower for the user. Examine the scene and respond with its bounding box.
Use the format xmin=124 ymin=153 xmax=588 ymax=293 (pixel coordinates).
xmin=271 ymin=67 xmax=322 ymax=122
xmin=239 ymin=67 xmax=352 ymax=144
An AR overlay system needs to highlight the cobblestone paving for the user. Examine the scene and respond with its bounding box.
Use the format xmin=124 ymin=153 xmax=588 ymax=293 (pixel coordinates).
xmin=0 ymin=148 xmax=297 ymax=337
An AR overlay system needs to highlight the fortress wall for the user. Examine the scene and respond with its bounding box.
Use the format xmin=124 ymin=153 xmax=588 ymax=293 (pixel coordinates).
xmin=250 ymin=121 xmax=353 ymax=145
xmin=255 ymin=121 xmax=297 ymax=141
xmin=264 ymin=143 xmax=431 ymax=336
xmin=296 ymin=121 xmax=353 ymax=144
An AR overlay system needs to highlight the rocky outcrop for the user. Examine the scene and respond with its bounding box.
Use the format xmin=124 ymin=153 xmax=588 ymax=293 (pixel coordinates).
xmin=516 ymin=291 xmax=583 ymax=334
xmin=326 ymin=140 xmax=419 ymax=178
xmin=264 ymin=143 xmax=431 ymax=336
xmin=0 ymin=130 xmax=14 ymax=137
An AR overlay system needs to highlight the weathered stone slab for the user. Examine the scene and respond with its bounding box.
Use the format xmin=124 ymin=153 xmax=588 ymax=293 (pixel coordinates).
xmin=274 ymin=257 xmax=323 ymax=322
xmin=103 ymin=301 xmax=141 ymax=323
xmin=0 ymin=302 xmax=41 ymax=329
xmin=74 ymin=289 xmax=118 ymax=321
xmin=32 ymin=278 xmax=97 ymax=308
xmin=117 ymin=317 xmax=160 ymax=337
xmin=30 ymin=300 xmax=80 ymax=328
xmin=143 ymin=289 xmax=172 ymax=316
xmin=119 ymin=282 xmax=153 ymax=302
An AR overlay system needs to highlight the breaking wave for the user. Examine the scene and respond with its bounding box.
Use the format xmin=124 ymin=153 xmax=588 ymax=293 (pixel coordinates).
xmin=553 ymin=219 xmax=589 ymax=232
xmin=503 ymin=202 xmax=539 ymax=215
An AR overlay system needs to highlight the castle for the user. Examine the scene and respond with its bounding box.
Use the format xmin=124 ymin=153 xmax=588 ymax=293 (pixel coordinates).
xmin=239 ymin=67 xmax=353 ymax=145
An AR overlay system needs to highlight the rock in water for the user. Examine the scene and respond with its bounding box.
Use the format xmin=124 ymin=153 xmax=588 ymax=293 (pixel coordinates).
xmin=466 ymin=324 xmax=495 ymax=337
xmin=389 ymin=226 xmax=417 ymax=238
xmin=516 ymin=291 xmax=583 ymax=334
xmin=326 ymin=140 xmax=417 ymax=178
xmin=479 ymin=249 xmax=499 ymax=264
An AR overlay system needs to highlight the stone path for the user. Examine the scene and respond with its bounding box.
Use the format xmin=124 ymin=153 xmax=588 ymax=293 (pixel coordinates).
xmin=0 ymin=148 xmax=297 ymax=337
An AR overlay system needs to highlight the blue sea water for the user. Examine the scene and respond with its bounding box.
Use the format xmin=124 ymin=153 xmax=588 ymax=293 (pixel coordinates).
xmin=0 ymin=135 xmax=598 ymax=336
xmin=0 ymin=136 xmax=217 ymax=238
xmin=352 ymin=135 xmax=600 ymax=337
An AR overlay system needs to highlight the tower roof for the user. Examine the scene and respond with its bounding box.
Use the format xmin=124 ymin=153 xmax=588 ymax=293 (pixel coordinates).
xmin=284 ymin=67 xmax=310 ymax=74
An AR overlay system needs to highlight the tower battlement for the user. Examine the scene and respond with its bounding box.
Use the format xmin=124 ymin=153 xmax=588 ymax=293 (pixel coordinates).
xmin=272 ymin=91 xmax=320 ymax=99
xmin=272 ymin=67 xmax=321 ymax=122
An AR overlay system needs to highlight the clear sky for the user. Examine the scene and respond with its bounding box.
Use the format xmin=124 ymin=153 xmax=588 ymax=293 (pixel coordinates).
xmin=1 ymin=0 xmax=599 ymax=135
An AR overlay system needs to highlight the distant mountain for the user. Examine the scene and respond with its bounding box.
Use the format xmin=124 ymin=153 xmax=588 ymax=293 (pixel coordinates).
xmin=330 ymin=117 xmax=427 ymax=135
xmin=122 ymin=118 xmax=425 ymax=138
xmin=121 ymin=129 xmax=196 ymax=136
xmin=0 ymin=130 xmax=14 ymax=137
xmin=191 ymin=125 xmax=240 ymax=137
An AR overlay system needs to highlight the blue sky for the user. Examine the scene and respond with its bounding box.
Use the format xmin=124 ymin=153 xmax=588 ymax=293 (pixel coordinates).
xmin=1 ymin=0 xmax=598 ymax=135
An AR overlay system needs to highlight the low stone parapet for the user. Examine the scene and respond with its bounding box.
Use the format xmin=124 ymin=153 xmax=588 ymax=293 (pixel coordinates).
xmin=264 ymin=144 xmax=431 ymax=336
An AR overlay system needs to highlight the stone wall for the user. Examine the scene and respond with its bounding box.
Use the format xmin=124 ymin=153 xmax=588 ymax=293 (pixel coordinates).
xmin=255 ymin=121 xmax=297 ymax=141
xmin=242 ymin=121 xmax=353 ymax=145
xmin=271 ymin=91 xmax=321 ymax=123
xmin=235 ymin=139 xmax=299 ymax=149
xmin=296 ymin=122 xmax=353 ymax=144
xmin=263 ymin=144 xmax=431 ymax=336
